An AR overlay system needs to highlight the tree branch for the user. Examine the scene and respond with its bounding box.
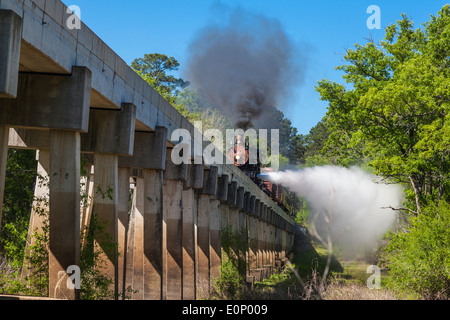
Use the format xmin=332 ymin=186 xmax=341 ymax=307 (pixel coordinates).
xmin=381 ymin=205 xmax=418 ymax=216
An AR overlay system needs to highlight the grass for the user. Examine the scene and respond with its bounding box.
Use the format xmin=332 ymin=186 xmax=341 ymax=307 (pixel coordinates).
xmin=241 ymin=239 xmax=419 ymax=300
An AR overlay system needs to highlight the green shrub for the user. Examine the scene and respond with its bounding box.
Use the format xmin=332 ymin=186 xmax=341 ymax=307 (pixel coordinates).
xmin=382 ymin=201 xmax=450 ymax=299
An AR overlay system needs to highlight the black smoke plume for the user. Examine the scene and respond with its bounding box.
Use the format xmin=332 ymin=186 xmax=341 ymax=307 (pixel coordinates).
xmin=184 ymin=8 xmax=302 ymax=129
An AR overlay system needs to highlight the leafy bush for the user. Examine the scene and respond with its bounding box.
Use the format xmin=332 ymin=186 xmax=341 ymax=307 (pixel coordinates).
xmin=382 ymin=201 xmax=450 ymax=299
xmin=0 ymin=149 xmax=37 ymax=267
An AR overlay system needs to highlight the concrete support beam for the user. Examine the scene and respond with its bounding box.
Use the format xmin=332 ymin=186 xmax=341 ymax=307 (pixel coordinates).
xmin=127 ymin=176 xmax=145 ymax=299
xmin=254 ymin=199 xmax=260 ymax=219
xmin=143 ymin=169 xmax=163 ymax=300
xmin=201 ymin=166 xmax=218 ymax=196
xmin=227 ymin=181 xmax=237 ymax=207
xmin=81 ymin=103 xmax=136 ymax=156
xmin=236 ymin=187 xmax=245 ymax=210
xmin=185 ymin=163 xmax=204 ymax=190
xmin=216 ymin=175 xmax=228 ymax=202
xmin=163 ymin=151 xmax=187 ymax=300
xmin=118 ymin=127 xmax=168 ymax=170
xmin=220 ymin=204 xmax=229 ymax=235
xmin=248 ymin=216 xmax=258 ymax=273
xmin=124 ymin=129 xmax=167 ymax=300
xmin=93 ymin=153 xmax=119 ymax=295
xmin=0 ymin=67 xmax=92 ymax=132
xmin=182 ymin=163 xmax=203 ymax=300
xmin=243 ymin=192 xmax=250 ymax=213
xmin=0 ymin=10 xmax=22 ymax=98
xmin=227 ymin=206 xmax=240 ymax=277
xmin=209 ymin=197 xmax=221 ymax=286
xmin=48 ymin=130 xmax=81 ymax=300
xmin=238 ymin=208 xmax=248 ymax=276
xmin=196 ymin=192 xmax=210 ymax=299
xmin=249 ymin=195 xmax=256 ymax=215
xmin=0 ymin=125 xmax=8 ymax=230
xmin=117 ymin=167 xmax=130 ymax=297
xmin=182 ymin=187 xmax=196 ymax=300
xmin=81 ymin=103 xmax=135 ymax=297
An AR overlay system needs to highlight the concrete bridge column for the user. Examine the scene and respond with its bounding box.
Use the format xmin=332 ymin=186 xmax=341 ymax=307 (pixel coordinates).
xmin=235 ymin=187 xmax=246 ymax=277
xmin=247 ymin=196 xmax=257 ymax=276
xmin=210 ymin=174 xmax=227 ymax=286
xmin=209 ymin=196 xmax=220 ymax=286
xmin=182 ymin=163 xmax=203 ymax=300
xmin=268 ymin=210 xmax=275 ymax=269
xmin=241 ymin=191 xmax=250 ymax=275
xmin=127 ymin=174 xmax=145 ymax=298
xmin=48 ymin=130 xmax=82 ymax=299
xmin=0 ymin=10 xmax=21 ymax=221
xmin=256 ymin=204 xmax=263 ymax=270
xmin=163 ymin=150 xmax=187 ymax=300
xmin=0 ymin=66 xmax=92 ymax=299
xmin=281 ymin=221 xmax=287 ymax=260
xmin=118 ymin=127 xmax=167 ymax=300
xmin=224 ymin=181 xmax=237 ymax=267
xmin=81 ymin=103 xmax=136 ymax=296
xmin=0 ymin=125 xmax=8 ymax=231
xmin=0 ymin=9 xmax=22 ymax=98
xmin=262 ymin=206 xmax=269 ymax=274
xmin=195 ymin=166 xmax=217 ymax=298
xmin=274 ymin=218 xmax=282 ymax=271
xmin=117 ymin=166 xmax=130 ymax=296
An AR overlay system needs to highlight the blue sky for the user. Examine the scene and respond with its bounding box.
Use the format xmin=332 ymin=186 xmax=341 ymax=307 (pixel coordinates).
xmin=62 ymin=0 xmax=449 ymax=134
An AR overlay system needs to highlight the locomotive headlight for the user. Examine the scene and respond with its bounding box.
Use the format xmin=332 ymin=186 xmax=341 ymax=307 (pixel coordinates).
xmin=236 ymin=155 xmax=240 ymax=160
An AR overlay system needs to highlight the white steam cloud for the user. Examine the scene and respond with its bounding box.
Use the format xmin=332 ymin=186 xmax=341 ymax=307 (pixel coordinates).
xmin=268 ymin=166 xmax=403 ymax=254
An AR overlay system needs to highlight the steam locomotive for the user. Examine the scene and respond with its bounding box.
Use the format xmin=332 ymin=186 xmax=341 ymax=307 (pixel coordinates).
xmin=227 ymin=135 xmax=300 ymax=219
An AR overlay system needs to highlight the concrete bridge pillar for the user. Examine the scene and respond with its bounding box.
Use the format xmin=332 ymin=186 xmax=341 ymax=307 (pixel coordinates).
xmin=210 ymin=174 xmax=227 ymax=286
xmin=118 ymin=127 xmax=167 ymax=299
xmin=0 ymin=10 xmax=22 ymax=221
xmin=163 ymin=150 xmax=187 ymax=300
xmin=247 ymin=196 xmax=257 ymax=277
xmin=81 ymin=103 xmax=136 ymax=296
xmin=117 ymin=166 xmax=130 ymax=296
xmin=224 ymin=180 xmax=237 ymax=265
xmin=182 ymin=163 xmax=203 ymax=300
xmin=235 ymin=186 xmax=246 ymax=277
xmin=0 ymin=66 xmax=92 ymax=299
xmin=0 ymin=125 xmax=8 ymax=231
xmin=195 ymin=166 xmax=217 ymax=298
xmin=0 ymin=9 xmax=22 ymax=99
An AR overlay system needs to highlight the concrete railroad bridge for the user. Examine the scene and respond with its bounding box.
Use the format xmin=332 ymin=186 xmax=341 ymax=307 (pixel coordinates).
xmin=0 ymin=0 xmax=296 ymax=300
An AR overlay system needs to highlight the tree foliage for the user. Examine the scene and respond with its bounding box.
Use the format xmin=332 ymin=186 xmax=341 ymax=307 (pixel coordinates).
xmin=382 ymin=201 xmax=450 ymax=299
xmin=0 ymin=149 xmax=37 ymax=267
xmin=131 ymin=53 xmax=188 ymax=96
xmin=316 ymin=5 xmax=450 ymax=299
xmin=316 ymin=6 xmax=450 ymax=213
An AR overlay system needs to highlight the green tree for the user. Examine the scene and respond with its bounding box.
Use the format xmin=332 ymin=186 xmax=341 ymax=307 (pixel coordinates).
xmin=131 ymin=53 xmax=188 ymax=94
xmin=316 ymin=6 xmax=450 ymax=212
